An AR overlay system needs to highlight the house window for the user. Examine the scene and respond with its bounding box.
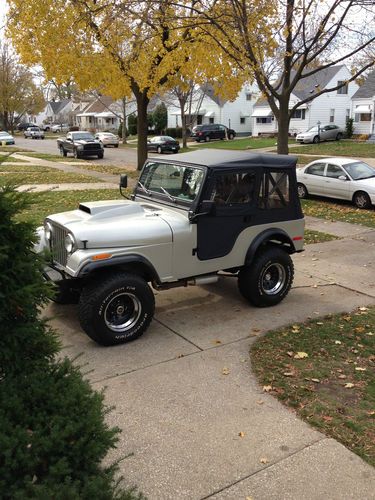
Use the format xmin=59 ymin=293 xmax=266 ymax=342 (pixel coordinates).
xmin=246 ymin=93 xmax=252 ymax=101
xmin=355 ymin=113 xmax=371 ymax=122
xmin=209 ymin=117 xmax=214 ymax=124
xmin=329 ymin=109 xmax=335 ymax=123
xmin=256 ymin=116 xmax=272 ymax=124
xmin=337 ymin=81 xmax=348 ymax=94
xmin=346 ymin=109 xmax=350 ymax=120
xmin=291 ymin=109 xmax=306 ymax=119
xmin=240 ymin=117 xmax=246 ymax=124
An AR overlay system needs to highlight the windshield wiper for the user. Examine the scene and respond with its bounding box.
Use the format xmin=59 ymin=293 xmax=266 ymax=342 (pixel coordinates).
xmin=137 ymin=181 xmax=151 ymax=195
xmin=160 ymin=186 xmax=175 ymax=202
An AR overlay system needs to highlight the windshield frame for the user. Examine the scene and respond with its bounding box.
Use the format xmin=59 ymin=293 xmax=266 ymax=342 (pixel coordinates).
xmin=134 ymin=160 xmax=207 ymax=209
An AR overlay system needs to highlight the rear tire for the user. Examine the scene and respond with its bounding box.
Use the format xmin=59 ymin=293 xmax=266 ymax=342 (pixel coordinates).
xmin=238 ymin=247 xmax=294 ymax=307
xmin=228 ymin=133 xmax=234 ymax=140
xmin=79 ymin=272 xmax=155 ymax=346
xmin=297 ymin=183 xmax=308 ymax=199
xmin=336 ymin=133 xmax=343 ymax=141
xmin=205 ymin=135 xmax=210 ymax=142
xmin=353 ymin=191 xmax=371 ymax=209
xmin=313 ymin=136 xmax=320 ymax=144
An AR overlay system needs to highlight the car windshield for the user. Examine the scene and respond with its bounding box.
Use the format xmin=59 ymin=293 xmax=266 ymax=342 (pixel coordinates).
xmin=137 ymin=162 xmax=204 ymax=204
xmin=306 ymin=126 xmax=319 ymax=132
xmin=343 ymin=162 xmax=375 ymax=180
xmin=72 ymin=132 xmax=95 ymax=140
xmin=0 ymin=132 xmax=9 ymax=136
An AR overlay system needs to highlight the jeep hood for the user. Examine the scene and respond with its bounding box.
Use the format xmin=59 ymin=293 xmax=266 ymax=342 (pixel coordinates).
xmin=47 ymin=200 xmax=172 ymax=248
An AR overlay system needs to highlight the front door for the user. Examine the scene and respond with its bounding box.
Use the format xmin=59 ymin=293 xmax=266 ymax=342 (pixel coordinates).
xmin=324 ymin=163 xmax=350 ymax=200
xmin=196 ymin=170 xmax=258 ymax=260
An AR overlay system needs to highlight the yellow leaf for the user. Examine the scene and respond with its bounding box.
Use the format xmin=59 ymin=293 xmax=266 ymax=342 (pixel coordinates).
xmin=222 ymin=367 xmax=230 ymax=375
xmin=263 ymin=385 xmax=273 ymax=392
xmin=294 ymin=352 xmax=308 ymax=359
xmin=260 ymin=457 xmax=268 ymax=464
xmin=345 ymin=383 xmax=355 ymax=388
xmin=238 ymin=431 xmax=245 ymax=438
xmin=335 ymin=340 xmax=342 ymax=345
xmin=355 ymin=367 xmax=366 ymax=371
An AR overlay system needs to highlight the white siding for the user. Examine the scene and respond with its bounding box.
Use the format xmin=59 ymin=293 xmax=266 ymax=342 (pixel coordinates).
xmin=351 ymin=98 xmax=373 ymax=135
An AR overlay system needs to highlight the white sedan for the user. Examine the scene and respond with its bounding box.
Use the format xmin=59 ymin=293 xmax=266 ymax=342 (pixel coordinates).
xmin=296 ymin=124 xmax=343 ymax=144
xmin=94 ymin=132 xmax=119 ymax=147
xmin=297 ymin=158 xmax=375 ymax=209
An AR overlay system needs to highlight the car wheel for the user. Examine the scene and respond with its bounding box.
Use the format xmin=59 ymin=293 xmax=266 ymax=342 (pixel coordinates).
xmin=313 ymin=136 xmax=320 ymax=144
xmin=98 ymin=152 xmax=104 ymax=159
xmin=115 ymin=144 xmax=119 ymax=148
xmin=353 ymin=191 xmax=371 ymax=209
xmin=297 ymin=183 xmax=308 ymax=199
xmin=205 ymin=135 xmax=210 ymax=142
xmin=52 ymin=282 xmax=80 ymax=304
xmin=238 ymin=247 xmax=294 ymax=307
xmin=59 ymin=146 xmax=67 ymax=157
xmin=336 ymin=133 xmax=343 ymax=141
xmin=228 ymin=133 xmax=234 ymax=140
xmin=78 ymin=272 xmax=155 ymax=346
xmin=157 ymin=146 xmax=162 ymax=154
xmin=73 ymin=149 xmax=80 ymax=159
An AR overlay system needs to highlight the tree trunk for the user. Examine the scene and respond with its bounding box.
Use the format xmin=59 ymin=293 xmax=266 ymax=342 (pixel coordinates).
xmin=122 ymin=97 xmax=127 ymax=144
xmin=133 ymin=86 xmax=149 ymax=170
xmin=276 ymin=99 xmax=290 ymax=155
xmin=181 ymin=109 xmax=187 ymax=148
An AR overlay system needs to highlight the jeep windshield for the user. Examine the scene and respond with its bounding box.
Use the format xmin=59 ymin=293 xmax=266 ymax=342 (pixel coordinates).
xmin=136 ymin=162 xmax=204 ymax=206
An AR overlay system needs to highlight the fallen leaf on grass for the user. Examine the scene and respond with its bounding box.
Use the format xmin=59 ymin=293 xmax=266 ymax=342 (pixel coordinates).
xmin=256 ymin=400 xmax=264 ymax=405
xmin=359 ymin=307 xmax=368 ymax=311
xmin=345 ymin=383 xmax=355 ymax=389
xmin=311 ymin=378 xmax=320 ymax=383
xmin=291 ymin=325 xmax=301 ymax=332
xmin=335 ymin=340 xmax=342 ymax=345
xmin=222 ymin=367 xmax=230 ymax=375
xmin=322 ymin=416 xmax=333 ymax=422
xmin=283 ymin=372 xmax=294 ymax=377
xmin=338 ymin=374 xmax=347 ymax=379
xmin=355 ymin=327 xmax=365 ymax=333
xmin=355 ymin=367 xmax=366 ymax=372
xmin=343 ymin=315 xmax=352 ymax=322
xmin=287 ymin=351 xmax=294 ymax=357
xmin=263 ymin=385 xmax=273 ymax=392
xmin=366 ymin=332 xmax=374 ymax=336
xmin=316 ymin=322 xmax=324 ymax=325
xmin=294 ymin=352 xmax=309 ymax=359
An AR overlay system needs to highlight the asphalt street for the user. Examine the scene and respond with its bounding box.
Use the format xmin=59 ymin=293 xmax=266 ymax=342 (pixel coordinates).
xmin=11 ymin=136 xmax=138 ymax=167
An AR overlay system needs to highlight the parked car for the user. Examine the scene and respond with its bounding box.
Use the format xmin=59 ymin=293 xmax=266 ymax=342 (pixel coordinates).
xmin=94 ymin=132 xmax=120 ymax=148
xmin=17 ymin=122 xmax=35 ymax=131
xmin=296 ymin=124 xmax=343 ymax=144
xmin=297 ymin=157 xmax=375 ymax=209
xmin=24 ymin=127 xmax=45 ymax=139
xmin=34 ymin=149 xmax=304 ymax=346
xmin=0 ymin=131 xmax=15 ymax=145
xmin=51 ymin=123 xmax=70 ymax=133
xmin=147 ymin=136 xmax=180 ymax=154
xmin=190 ymin=124 xmax=236 ymax=142
xmin=57 ymin=131 xmax=104 ymax=159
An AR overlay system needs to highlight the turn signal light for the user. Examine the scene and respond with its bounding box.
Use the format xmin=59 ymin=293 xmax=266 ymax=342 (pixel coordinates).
xmin=91 ymin=253 xmax=112 ymax=261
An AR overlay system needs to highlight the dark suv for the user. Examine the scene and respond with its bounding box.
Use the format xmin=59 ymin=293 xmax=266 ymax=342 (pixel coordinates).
xmin=191 ymin=124 xmax=236 ymax=142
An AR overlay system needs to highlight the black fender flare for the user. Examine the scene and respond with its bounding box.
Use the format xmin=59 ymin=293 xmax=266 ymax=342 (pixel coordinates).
xmin=245 ymin=229 xmax=295 ymax=265
xmin=77 ymin=254 xmax=161 ymax=283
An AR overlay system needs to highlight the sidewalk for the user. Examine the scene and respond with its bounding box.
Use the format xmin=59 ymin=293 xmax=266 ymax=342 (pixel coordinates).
xmin=46 ymin=217 xmax=375 ymax=499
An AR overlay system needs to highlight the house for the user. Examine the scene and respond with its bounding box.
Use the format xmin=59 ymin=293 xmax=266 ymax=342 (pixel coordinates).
xmin=166 ymin=83 xmax=260 ymax=136
xmin=252 ymin=65 xmax=358 ymax=136
xmin=45 ymin=99 xmax=73 ymax=125
xmin=351 ymin=70 xmax=375 ymax=137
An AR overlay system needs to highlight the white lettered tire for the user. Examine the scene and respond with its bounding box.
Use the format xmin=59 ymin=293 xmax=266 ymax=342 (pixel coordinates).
xmin=79 ymin=272 xmax=155 ymax=345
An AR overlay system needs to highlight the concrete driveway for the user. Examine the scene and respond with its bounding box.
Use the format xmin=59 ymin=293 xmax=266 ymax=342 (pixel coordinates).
xmin=11 ymin=137 xmax=138 ymax=167
xmin=46 ymin=218 xmax=375 ymax=499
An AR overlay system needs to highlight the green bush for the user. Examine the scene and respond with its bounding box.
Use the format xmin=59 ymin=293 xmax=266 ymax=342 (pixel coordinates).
xmin=346 ymin=117 xmax=354 ymax=139
xmin=0 ymin=186 xmax=142 ymax=499
xmin=152 ymin=103 xmax=167 ymax=134
xmin=128 ymin=115 xmax=137 ymax=136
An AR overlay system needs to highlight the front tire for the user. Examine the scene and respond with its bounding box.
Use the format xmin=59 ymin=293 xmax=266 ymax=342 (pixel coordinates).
xmin=98 ymin=152 xmax=104 ymax=159
xmin=238 ymin=247 xmax=294 ymax=307
xmin=228 ymin=133 xmax=234 ymax=140
xmin=205 ymin=135 xmax=210 ymax=142
xmin=297 ymin=183 xmax=308 ymax=199
xmin=59 ymin=146 xmax=67 ymax=157
xmin=353 ymin=191 xmax=371 ymax=209
xmin=79 ymin=272 xmax=155 ymax=346
xmin=73 ymin=149 xmax=80 ymax=159
xmin=313 ymin=136 xmax=320 ymax=144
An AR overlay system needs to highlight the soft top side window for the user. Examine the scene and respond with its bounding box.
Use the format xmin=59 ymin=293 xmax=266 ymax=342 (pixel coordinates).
xmin=211 ymin=172 xmax=256 ymax=205
xmin=258 ymin=170 xmax=290 ymax=209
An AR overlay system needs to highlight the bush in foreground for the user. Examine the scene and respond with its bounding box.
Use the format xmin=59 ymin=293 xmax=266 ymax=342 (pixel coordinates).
xmin=0 ymin=186 xmax=142 ymax=499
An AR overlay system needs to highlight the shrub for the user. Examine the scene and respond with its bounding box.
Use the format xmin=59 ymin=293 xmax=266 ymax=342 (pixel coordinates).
xmin=152 ymin=103 xmax=167 ymax=134
xmin=345 ymin=117 xmax=354 ymax=139
xmin=128 ymin=115 xmax=137 ymax=136
xmin=0 ymin=186 xmax=142 ymax=499
xmin=165 ymin=127 xmax=190 ymax=138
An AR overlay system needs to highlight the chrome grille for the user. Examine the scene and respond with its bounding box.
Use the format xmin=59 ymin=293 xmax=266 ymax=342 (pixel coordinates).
xmin=50 ymin=223 xmax=68 ymax=266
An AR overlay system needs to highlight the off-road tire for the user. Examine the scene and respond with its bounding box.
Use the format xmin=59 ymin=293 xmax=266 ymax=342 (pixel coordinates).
xmin=353 ymin=191 xmax=371 ymax=209
xmin=238 ymin=247 xmax=294 ymax=307
xmin=59 ymin=146 xmax=67 ymax=157
xmin=297 ymin=183 xmax=308 ymax=199
xmin=52 ymin=282 xmax=80 ymax=304
xmin=313 ymin=135 xmax=320 ymax=144
xmin=79 ymin=272 xmax=155 ymax=346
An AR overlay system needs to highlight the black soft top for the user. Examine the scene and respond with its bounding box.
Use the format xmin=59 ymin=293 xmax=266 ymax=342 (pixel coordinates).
xmin=154 ymin=149 xmax=297 ymax=170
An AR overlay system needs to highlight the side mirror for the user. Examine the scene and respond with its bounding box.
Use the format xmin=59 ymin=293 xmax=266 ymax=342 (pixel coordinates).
xmin=189 ymin=200 xmax=215 ymax=222
xmin=66 ymin=137 xmax=72 ymax=142
xmin=338 ymin=175 xmax=348 ymax=181
xmin=120 ymin=174 xmax=128 ymax=188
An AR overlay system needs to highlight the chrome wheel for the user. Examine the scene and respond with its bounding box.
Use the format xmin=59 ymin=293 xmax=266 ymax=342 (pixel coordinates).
xmin=104 ymin=292 xmax=142 ymax=333
xmin=260 ymin=263 xmax=287 ymax=296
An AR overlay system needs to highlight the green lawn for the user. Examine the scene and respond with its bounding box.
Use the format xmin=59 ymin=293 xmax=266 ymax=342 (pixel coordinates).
xmin=0 ymin=170 xmax=101 ymax=185
xmin=0 ymin=154 xmax=28 ymax=164
xmin=302 ymin=199 xmax=375 ymax=228
xmin=251 ymin=306 xmax=375 ymax=466
xmin=72 ymin=164 xmax=139 ymax=178
xmin=290 ymin=141 xmax=375 ymax=158
xmin=194 ymin=137 xmax=283 ymax=150
xmin=304 ymin=229 xmax=339 ymax=245
xmin=20 ymin=152 xmax=79 ymax=163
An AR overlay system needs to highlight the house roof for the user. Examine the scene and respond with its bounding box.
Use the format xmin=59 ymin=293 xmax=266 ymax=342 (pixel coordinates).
xmin=254 ymin=65 xmax=346 ymax=107
xmin=48 ymin=99 xmax=71 ymax=114
xmin=352 ymin=70 xmax=375 ymax=99
xmin=200 ymin=83 xmax=228 ymax=107
xmin=80 ymin=96 xmax=114 ymax=114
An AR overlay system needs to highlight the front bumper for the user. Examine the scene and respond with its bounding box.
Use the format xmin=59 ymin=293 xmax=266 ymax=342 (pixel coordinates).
xmin=43 ymin=263 xmax=66 ymax=283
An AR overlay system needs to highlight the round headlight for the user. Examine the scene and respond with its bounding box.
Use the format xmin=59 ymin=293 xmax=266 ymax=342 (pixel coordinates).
xmin=64 ymin=233 xmax=76 ymax=254
xmin=45 ymin=222 xmax=53 ymax=241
